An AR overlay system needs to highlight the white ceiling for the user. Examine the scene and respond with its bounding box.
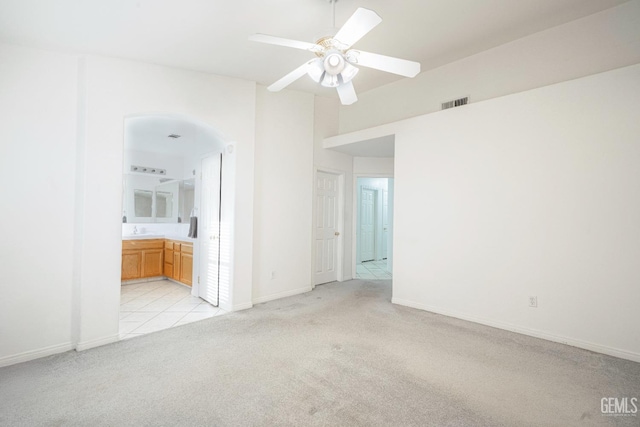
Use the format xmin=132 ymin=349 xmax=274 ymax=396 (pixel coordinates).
xmin=0 ymin=0 xmax=630 ymax=95
xmin=124 ymin=115 xmax=221 ymax=156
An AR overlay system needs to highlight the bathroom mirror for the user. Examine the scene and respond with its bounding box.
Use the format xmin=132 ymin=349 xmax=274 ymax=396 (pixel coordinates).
xmin=123 ymin=174 xmax=194 ymax=224
xmin=133 ymin=189 xmax=153 ymax=218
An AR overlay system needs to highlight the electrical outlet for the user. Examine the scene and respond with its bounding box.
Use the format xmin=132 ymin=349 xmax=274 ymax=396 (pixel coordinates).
xmin=270 ymin=271 xmax=276 ymax=280
xmin=529 ymin=296 xmax=538 ymax=308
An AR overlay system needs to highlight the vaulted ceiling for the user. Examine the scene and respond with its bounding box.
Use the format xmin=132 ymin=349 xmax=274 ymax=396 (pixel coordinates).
xmin=0 ymin=0 xmax=630 ymax=95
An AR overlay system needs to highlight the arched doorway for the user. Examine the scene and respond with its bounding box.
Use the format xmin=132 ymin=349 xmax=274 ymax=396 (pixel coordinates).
xmin=118 ymin=113 xmax=234 ymax=338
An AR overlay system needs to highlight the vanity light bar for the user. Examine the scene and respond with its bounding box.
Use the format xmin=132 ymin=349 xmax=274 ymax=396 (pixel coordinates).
xmin=130 ymin=165 xmax=167 ymax=175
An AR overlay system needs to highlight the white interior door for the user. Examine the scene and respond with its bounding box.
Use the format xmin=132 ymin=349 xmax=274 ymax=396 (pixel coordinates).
xmin=314 ymin=171 xmax=339 ymax=285
xmin=382 ymin=189 xmax=388 ymax=259
xmin=360 ymin=187 xmax=376 ymax=262
xmin=199 ymin=153 xmax=221 ymax=306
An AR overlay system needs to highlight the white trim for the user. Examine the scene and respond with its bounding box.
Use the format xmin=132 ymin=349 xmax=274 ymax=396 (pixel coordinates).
xmin=252 ymin=286 xmax=313 ymax=305
xmin=339 ymin=275 xmax=353 ymax=282
xmin=76 ymin=334 xmax=119 ymax=352
xmin=232 ymin=302 xmax=253 ymax=311
xmin=0 ymin=342 xmax=74 ymax=368
xmin=392 ymin=298 xmax=640 ymax=363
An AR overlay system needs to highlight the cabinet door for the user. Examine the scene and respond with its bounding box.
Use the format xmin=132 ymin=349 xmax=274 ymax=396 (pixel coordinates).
xmin=180 ymin=252 xmax=193 ymax=286
xmin=142 ymin=249 xmax=164 ymax=278
xmin=173 ymin=251 xmax=181 ymax=281
xmin=122 ymin=251 xmax=141 ymax=280
xmin=164 ymin=262 xmax=173 ymax=279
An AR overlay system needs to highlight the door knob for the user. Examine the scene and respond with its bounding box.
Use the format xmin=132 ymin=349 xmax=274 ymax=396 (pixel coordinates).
xmin=334 ymin=231 xmax=340 ymax=236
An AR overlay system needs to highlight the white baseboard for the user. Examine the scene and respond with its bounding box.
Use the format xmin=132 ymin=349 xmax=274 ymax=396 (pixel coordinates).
xmin=0 ymin=342 xmax=74 ymax=368
xmin=76 ymin=334 xmax=120 ymax=352
xmin=252 ymin=286 xmax=313 ymax=305
xmin=232 ymin=302 xmax=253 ymax=311
xmin=121 ymin=276 xmax=165 ymax=285
xmin=392 ymin=298 xmax=640 ymax=363
xmin=339 ymin=275 xmax=354 ymax=282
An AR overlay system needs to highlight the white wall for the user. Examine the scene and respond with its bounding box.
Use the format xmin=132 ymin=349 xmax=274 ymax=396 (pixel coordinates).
xmin=313 ymin=96 xmax=354 ymax=280
xmin=253 ymin=87 xmax=315 ymax=302
xmin=0 ymin=44 xmax=78 ymax=364
xmin=340 ymin=0 xmax=640 ymax=133
xmin=77 ymin=55 xmax=257 ymax=349
xmin=393 ymin=64 xmax=640 ymax=362
xmin=353 ymin=157 xmax=394 ymax=175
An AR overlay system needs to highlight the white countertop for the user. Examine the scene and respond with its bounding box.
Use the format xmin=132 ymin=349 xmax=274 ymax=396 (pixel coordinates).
xmin=122 ymin=234 xmax=196 ymax=243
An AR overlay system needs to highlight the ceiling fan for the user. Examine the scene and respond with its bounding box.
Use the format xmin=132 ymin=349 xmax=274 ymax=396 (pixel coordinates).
xmin=249 ymin=2 xmax=421 ymax=105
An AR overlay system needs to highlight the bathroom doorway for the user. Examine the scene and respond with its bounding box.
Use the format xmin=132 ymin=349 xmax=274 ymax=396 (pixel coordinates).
xmin=355 ymin=177 xmax=394 ymax=280
xmin=118 ymin=114 xmax=230 ymax=340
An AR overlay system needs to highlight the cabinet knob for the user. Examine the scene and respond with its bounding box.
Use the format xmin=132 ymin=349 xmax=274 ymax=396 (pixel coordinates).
xmin=334 ymin=231 xmax=340 ymax=236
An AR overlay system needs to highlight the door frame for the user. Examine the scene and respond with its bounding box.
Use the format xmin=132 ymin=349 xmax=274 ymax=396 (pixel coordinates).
xmin=311 ymin=167 xmax=346 ymax=287
xmin=352 ymin=174 xmax=394 ymax=278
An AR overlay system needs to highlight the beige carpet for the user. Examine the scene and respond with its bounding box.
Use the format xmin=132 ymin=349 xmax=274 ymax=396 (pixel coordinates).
xmin=1 ymin=279 xmax=638 ymax=426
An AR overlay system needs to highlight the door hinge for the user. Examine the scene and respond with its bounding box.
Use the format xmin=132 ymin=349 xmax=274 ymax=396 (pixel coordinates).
xmin=198 ymin=276 xmax=200 ymax=284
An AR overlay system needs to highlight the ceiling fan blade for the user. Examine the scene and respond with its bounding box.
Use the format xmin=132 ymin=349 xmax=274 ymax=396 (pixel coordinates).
xmin=267 ymin=60 xmax=314 ymax=92
xmin=348 ymin=50 xmax=421 ymax=78
xmin=333 ymin=8 xmax=382 ymax=49
xmin=337 ymin=81 xmax=358 ymax=106
xmin=249 ymin=34 xmax=321 ymax=52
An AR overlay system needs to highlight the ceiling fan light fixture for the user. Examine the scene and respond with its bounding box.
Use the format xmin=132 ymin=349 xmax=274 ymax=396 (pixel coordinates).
xmin=341 ymin=62 xmax=359 ymax=83
xmin=307 ymin=58 xmax=324 ymax=83
xmin=323 ymin=51 xmax=345 ymax=75
xmin=345 ymin=49 xmax=360 ymax=64
xmin=321 ymin=73 xmax=339 ymax=88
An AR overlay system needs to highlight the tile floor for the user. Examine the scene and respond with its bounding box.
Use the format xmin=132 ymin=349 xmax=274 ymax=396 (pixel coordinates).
xmin=356 ymin=259 xmax=392 ymax=280
xmin=119 ymin=279 xmax=225 ymax=340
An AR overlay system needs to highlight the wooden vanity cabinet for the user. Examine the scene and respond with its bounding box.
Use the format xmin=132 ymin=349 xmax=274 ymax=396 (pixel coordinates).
xmin=121 ymin=239 xmax=164 ymax=280
xmin=163 ymin=240 xmax=193 ymax=287
xmin=179 ymin=243 xmax=193 ymax=286
xmin=122 ymin=238 xmax=193 ymax=285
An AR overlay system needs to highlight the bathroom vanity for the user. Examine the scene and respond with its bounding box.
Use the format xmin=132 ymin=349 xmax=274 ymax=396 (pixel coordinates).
xmin=121 ymin=236 xmax=194 ymax=286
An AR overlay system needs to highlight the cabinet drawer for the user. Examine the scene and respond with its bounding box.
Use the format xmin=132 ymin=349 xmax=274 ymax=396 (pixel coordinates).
xmin=174 ymin=243 xmax=181 ymax=252
xmin=164 ymin=241 xmax=174 ymax=250
xmin=123 ymin=239 xmax=164 ymax=250
xmin=181 ymin=243 xmax=193 ymax=254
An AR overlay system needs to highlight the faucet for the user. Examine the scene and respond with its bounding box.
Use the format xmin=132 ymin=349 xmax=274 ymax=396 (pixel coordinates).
xmin=133 ymin=226 xmax=138 ymax=235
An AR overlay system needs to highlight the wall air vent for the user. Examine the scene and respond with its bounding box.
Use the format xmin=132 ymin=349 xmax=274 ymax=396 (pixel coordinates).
xmin=130 ymin=165 xmax=167 ymax=175
xmin=168 ymin=134 xmax=181 ymax=139
xmin=441 ymin=96 xmax=469 ymax=110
